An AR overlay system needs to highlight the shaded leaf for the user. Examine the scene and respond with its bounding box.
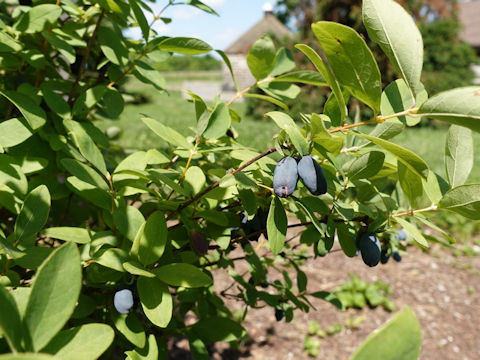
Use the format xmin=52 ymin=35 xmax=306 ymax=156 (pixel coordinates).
xmin=24 ymin=242 xmax=81 ymax=351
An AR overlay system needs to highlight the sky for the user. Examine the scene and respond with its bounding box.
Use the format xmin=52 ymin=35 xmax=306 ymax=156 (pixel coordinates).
xmin=126 ymin=0 xmax=279 ymax=51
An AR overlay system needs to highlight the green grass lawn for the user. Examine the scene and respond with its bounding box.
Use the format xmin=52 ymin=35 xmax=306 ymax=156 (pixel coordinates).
xmin=97 ymin=79 xmax=480 ymax=182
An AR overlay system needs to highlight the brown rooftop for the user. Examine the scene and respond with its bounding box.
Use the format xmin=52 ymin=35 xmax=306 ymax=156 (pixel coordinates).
xmin=225 ymin=12 xmax=292 ymax=54
xmin=459 ymin=0 xmax=480 ymax=48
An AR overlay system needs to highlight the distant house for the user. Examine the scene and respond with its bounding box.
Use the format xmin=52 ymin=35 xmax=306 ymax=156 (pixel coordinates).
xmin=222 ymin=3 xmax=292 ymax=91
xmin=458 ymin=0 xmax=480 ymax=83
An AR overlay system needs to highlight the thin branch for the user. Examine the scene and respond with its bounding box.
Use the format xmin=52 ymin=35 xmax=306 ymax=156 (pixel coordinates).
xmin=167 ymin=147 xmax=277 ymax=219
xmin=328 ymin=118 xmax=377 ymax=134
xmin=226 ymin=84 xmax=254 ymax=106
xmin=390 ymin=205 xmax=438 ymax=218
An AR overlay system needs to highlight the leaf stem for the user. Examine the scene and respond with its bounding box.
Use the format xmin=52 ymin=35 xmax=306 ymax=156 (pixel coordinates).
xmin=390 ymin=205 xmax=438 ymax=218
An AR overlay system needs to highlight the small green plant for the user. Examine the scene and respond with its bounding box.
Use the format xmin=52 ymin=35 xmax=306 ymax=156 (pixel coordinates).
xmin=304 ymin=335 xmax=321 ymax=357
xmin=334 ymin=275 xmax=395 ymax=312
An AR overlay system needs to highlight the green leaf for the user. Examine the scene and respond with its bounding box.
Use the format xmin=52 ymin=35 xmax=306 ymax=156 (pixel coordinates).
xmin=125 ymin=334 xmax=159 ymax=360
xmin=64 ymin=120 xmax=107 ymax=176
xmin=216 ymin=49 xmax=239 ymax=92
xmin=362 ymin=0 xmax=423 ymax=98
xmin=134 ymin=60 xmax=166 ymax=91
xmin=295 ymin=44 xmax=346 ymax=123
xmin=137 ymin=277 xmax=172 ymax=328
xmin=348 ymin=151 xmax=385 ymax=180
xmin=131 ymin=211 xmax=167 ymax=266
xmin=153 ymin=263 xmax=212 ymax=288
xmin=192 ymin=317 xmax=246 ymax=343
xmin=246 ymin=35 xmax=276 ymax=80
xmin=270 ymin=47 xmax=296 ymax=77
xmin=393 ymin=218 xmax=428 ymax=248
xmin=324 ymin=89 xmax=350 ymax=127
xmin=201 ymin=102 xmax=231 ymax=139
xmin=142 ymin=117 xmax=193 ymax=149
xmin=41 ymin=88 xmax=70 ymax=119
xmin=310 ymin=114 xmax=344 ymax=154
xmin=15 ymin=185 xmax=50 ymax=245
xmin=445 ymin=125 xmax=473 ymax=187
xmin=188 ymin=336 xmax=210 ymax=360
xmin=0 ymin=32 xmax=23 ymax=52
xmin=98 ymin=27 xmax=129 ymax=66
xmin=72 ymin=85 xmax=107 ymax=116
xmin=156 ymin=37 xmax=212 ymax=55
xmin=94 ymin=248 xmax=128 ymax=272
xmin=351 ymin=133 xmax=429 ymax=179
xmin=185 ymin=0 xmax=219 ymax=15
xmin=267 ymin=197 xmax=287 ymax=255
xmin=24 ymin=242 xmax=81 ymax=352
xmin=102 ymin=87 xmax=124 ymax=119
xmin=42 ymin=324 xmax=114 ymax=360
xmin=123 ymin=261 xmax=155 ymax=278
xmin=0 ymin=90 xmax=46 ymax=130
xmin=113 ymin=206 xmax=145 ymax=242
xmin=42 ymin=32 xmax=75 ymax=63
xmin=312 ymin=21 xmax=381 ymax=112
xmin=0 ymin=286 xmax=24 ymax=352
xmin=15 ymin=4 xmax=62 ymax=33
xmin=272 ymin=70 xmax=327 ymax=87
xmin=398 ymin=162 xmax=423 ymax=208
xmin=65 ymin=176 xmax=111 ymax=210
xmin=265 ymin=112 xmax=308 ymax=156
xmin=129 ymin=0 xmax=150 ymax=41
xmin=243 ymin=94 xmax=288 ymax=111
xmin=61 ymin=158 xmax=108 ymax=190
xmin=417 ymin=87 xmax=480 ymax=132
xmin=380 ymin=79 xmax=428 ymax=127
xmin=42 ymin=227 xmax=91 ymax=244
xmin=0 ymin=355 xmax=53 ymax=360
xmin=336 ymin=223 xmax=357 ymax=258
xmin=350 ymin=306 xmax=422 ymax=360
xmin=0 ymin=118 xmax=34 ymax=148
xmin=112 ymin=312 xmax=146 ymax=348
xmin=438 ymin=184 xmax=480 ymax=219
xmin=184 ymin=166 xmax=206 ymax=195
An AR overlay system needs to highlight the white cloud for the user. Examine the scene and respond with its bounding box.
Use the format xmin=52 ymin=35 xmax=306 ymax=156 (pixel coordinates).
xmin=211 ymin=26 xmax=241 ymax=50
xmin=203 ymin=0 xmax=225 ymax=8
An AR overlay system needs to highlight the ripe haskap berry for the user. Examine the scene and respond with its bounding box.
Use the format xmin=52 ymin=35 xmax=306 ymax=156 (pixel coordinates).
xmin=297 ymin=156 xmax=327 ymax=195
xmin=397 ymin=229 xmax=407 ymax=241
xmin=357 ymin=232 xmax=381 ymax=267
xmin=380 ymin=250 xmax=390 ymax=264
xmin=114 ymin=289 xmax=134 ymax=314
xmin=393 ymin=252 xmax=402 ymax=262
xmin=273 ymin=157 xmax=298 ymax=198
xmin=275 ymin=308 xmax=284 ymax=321
xmin=191 ymin=231 xmax=209 ymax=255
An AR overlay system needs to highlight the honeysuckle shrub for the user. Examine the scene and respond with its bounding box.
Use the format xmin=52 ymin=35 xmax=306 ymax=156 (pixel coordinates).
xmin=0 ymin=0 xmax=479 ymax=359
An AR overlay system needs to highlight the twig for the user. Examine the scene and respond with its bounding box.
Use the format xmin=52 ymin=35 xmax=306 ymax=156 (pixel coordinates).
xmin=390 ymin=205 xmax=438 ymax=218
xmin=167 ymin=147 xmax=277 ymax=219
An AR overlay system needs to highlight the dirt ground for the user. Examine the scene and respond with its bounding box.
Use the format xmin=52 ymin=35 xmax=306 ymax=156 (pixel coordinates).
xmin=168 ymin=229 xmax=480 ymax=360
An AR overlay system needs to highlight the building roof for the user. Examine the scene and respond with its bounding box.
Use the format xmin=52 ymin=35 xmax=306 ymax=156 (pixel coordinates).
xmin=459 ymin=0 xmax=480 ymax=48
xmin=225 ymin=12 xmax=292 ymax=54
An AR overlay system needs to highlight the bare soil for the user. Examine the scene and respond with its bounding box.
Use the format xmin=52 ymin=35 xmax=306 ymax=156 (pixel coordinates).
xmin=169 ymin=234 xmax=480 ymax=360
